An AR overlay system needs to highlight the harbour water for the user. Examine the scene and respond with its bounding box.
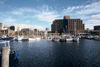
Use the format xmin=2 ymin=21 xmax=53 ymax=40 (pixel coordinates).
xmin=1 ymin=39 xmax=100 ymax=67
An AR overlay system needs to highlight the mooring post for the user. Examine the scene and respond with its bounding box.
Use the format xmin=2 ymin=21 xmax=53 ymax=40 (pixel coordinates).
xmin=1 ymin=47 xmax=10 ymax=67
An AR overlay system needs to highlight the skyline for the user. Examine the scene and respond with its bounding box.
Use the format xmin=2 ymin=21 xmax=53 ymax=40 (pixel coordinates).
xmin=0 ymin=0 xmax=100 ymax=30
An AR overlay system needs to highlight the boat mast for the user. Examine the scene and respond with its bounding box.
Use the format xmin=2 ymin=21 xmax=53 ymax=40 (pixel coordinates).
xmin=74 ymin=22 xmax=77 ymax=36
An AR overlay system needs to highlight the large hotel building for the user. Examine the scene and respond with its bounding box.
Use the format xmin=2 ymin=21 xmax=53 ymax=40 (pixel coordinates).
xmin=51 ymin=16 xmax=85 ymax=34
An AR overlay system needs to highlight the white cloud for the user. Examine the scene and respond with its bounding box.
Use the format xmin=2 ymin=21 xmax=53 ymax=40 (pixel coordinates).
xmin=10 ymin=5 xmax=59 ymax=23
xmin=12 ymin=11 xmax=23 ymax=15
xmin=91 ymin=14 xmax=100 ymax=19
xmin=62 ymin=1 xmax=100 ymax=29
xmin=36 ymin=11 xmax=59 ymax=23
xmin=62 ymin=1 xmax=100 ymax=15
xmin=86 ymin=19 xmax=100 ymax=24
xmin=3 ymin=17 xmax=16 ymax=23
xmin=12 ymin=24 xmax=45 ymax=31
xmin=76 ymin=1 xmax=100 ymax=15
xmin=1 ymin=1 xmax=100 ymax=29
xmin=85 ymin=19 xmax=100 ymax=29
xmin=12 ymin=8 xmax=39 ymax=15
xmin=25 ymin=20 xmax=32 ymax=23
xmin=33 ymin=25 xmax=45 ymax=31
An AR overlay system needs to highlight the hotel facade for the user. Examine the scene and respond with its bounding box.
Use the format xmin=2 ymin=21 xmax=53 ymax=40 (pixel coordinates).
xmin=51 ymin=16 xmax=85 ymax=34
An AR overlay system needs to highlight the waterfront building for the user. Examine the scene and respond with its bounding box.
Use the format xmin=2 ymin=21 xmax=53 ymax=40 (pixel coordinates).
xmin=94 ymin=25 xmax=100 ymax=30
xmin=0 ymin=29 xmax=15 ymax=36
xmin=9 ymin=26 xmax=16 ymax=31
xmin=0 ymin=23 xmax=4 ymax=30
xmin=9 ymin=25 xmax=22 ymax=31
xmin=21 ymin=28 xmax=34 ymax=36
xmin=92 ymin=25 xmax=100 ymax=36
xmin=51 ymin=16 xmax=85 ymax=34
xmin=0 ymin=23 xmax=15 ymax=36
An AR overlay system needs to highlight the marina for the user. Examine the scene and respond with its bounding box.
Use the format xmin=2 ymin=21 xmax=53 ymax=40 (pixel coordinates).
xmin=0 ymin=38 xmax=100 ymax=67
xmin=0 ymin=0 xmax=100 ymax=67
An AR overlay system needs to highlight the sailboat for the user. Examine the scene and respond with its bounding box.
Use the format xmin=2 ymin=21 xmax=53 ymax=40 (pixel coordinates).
xmin=73 ymin=22 xmax=80 ymax=42
xmin=28 ymin=37 xmax=36 ymax=41
xmin=16 ymin=36 xmax=24 ymax=41
xmin=15 ymin=27 xmax=24 ymax=41
xmin=66 ymin=35 xmax=73 ymax=41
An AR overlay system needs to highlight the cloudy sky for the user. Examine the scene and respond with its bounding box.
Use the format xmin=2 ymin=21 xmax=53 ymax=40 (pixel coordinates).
xmin=0 ymin=0 xmax=100 ymax=30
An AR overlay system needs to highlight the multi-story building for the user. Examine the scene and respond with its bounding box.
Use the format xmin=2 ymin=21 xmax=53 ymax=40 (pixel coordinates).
xmin=92 ymin=25 xmax=100 ymax=36
xmin=51 ymin=19 xmax=64 ymax=33
xmin=0 ymin=23 xmax=4 ymax=30
xmin=9 ymin=26 xmax=16 ymax=31
xmin=94 ymin=26 xmax=100 ymax=30
xmin=51 ymin=16 xmax=85 ymax=34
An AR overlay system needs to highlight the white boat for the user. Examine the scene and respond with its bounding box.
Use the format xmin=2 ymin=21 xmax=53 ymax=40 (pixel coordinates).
xmin=87 ymin=35 xmax=94 ymax=39
xmin=52 ymin=37 xmax=60 ymax=42
xmin=36 ymin=37 xmax=41 ymax=40
xmin=61 ymin=34 xmax=73 ymax=42
xmin=28 ymin=38 xmax=36 ymax=41
xmin=16 ymin=36 xmax=24 ymax=41
xmin=73 ymin=37 xmax=79 ymax=42
xmin=47 ymin=37 xmax=53 ymax=41
xmin=66 ymin=36 xmax=73 ymax=41
xmin=93 ymin=36 xmax=100 ymax=40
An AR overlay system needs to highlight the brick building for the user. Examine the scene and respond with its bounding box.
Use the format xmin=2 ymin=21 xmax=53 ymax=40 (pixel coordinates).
xmin=93 ymin=25 xmax=100 ymax=36
xmin=94 ymin=26 xmax=100 ymax=30
xmin=51 ymin=16 xmax=85 ymax=34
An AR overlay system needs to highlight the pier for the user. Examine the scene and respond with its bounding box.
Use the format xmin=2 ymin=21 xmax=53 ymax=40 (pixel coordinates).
xmin=1 ymin=47 xmax=10 ymax=67
xmin=0 ymin=41 xmax=10 ymax=67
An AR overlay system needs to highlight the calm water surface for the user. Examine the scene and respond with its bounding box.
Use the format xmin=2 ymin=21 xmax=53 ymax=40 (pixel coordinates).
xmin=1 ymin=39 xmax=100 ymax=67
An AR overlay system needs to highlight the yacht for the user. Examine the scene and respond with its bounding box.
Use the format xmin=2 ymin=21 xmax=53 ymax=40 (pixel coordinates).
xmin=73 ymin=37 xmax=80 ymax=42
xmin=36 ymin=37 xmax=41 ymax=40
xmin=15 ymin=36 xmax=24 ymax=41
xmin=61 ymin=34 xmax=73 ymax=42
xmin=93 ymin=36 xmax=100 ymax=40
xmin=86 ymin=35 xmax=94 ymax=39
xmin=66 ymin=36 xmax=73 ymax=42
xmin=52 ymin=37 xmax=60 ymax=42
xmin=47 ymin=37 xmax=53 ymax=41
xmin=28 ymin=37 xmax=36 ymax=41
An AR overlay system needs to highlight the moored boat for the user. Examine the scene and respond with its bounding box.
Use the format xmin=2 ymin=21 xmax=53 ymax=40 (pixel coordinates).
xmin=15 ymin=36 xmax=24 ymax=41
xmin=73 ymin=37 xmax=80 ymax=42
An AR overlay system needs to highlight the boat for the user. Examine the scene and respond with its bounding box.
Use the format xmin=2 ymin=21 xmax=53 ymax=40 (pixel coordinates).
xmin=15 ymin=36 xmax=24 ymax=41
xmin=73 ymin=22 xmax=80 ymax=42
xmin=36 ymin=37 xmax=41 ymax=40
xmin=86 ymin=35 xmax=94 ymax=39
xmin=60 ymin=34 xmax=73 ymax=42
xmin=28 ymin=38 xmax=36 ymax=41
xmin=0 ymin=36 xmax=13 ymax=41
xmin=52 ymin=37 xmax=60 ymax=42
xmin=73 ymin=37 xmax=79 ymax=42
xmin=66 ymin=36 xmax=73 ymax=42
xmin=47 ymin=37 xmax=53 ymax=41
xmin=93 ymin=36 xmax=100 ymax=41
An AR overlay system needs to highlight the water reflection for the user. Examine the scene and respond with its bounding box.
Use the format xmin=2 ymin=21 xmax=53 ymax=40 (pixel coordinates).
xmin=0 ymin=39 xmax=100 ymax=67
